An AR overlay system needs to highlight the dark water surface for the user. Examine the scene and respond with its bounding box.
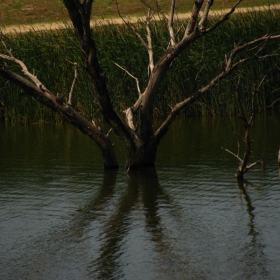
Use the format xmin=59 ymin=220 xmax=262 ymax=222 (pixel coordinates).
xmin=1 ymin=115 xmax=280 ymax=280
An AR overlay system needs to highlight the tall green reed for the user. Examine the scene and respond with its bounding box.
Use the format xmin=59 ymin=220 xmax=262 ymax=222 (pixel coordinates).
xmin=1 ymin=9 xmax=280 ymax=123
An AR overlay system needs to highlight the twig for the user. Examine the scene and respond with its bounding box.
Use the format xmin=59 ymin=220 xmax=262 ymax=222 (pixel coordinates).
xmin=116 ymin=0 xmax=155 ymax=75
xmin=66 ymin=59 xmax=78 ymax=105
xmin=246 ymin=159 xmax=263 ymax=171
xmin=185 ymin=0 xmax=203 ymax=36
xmin=115 ymin=0 xmax=148 ymax=50
xmin=205 ymin=0 xmax=243 ymax=33
xmin=268 ymin=96 xmax=280 ymax=108
xmin=114 ymin=62 xmax=142 ymax=96
xmin=106 ymin=128 xmax=113 ymax=137
xmin=222 ymin=147 xmax=242 ymax=162
xmin=0 ymin=51 xmax=47 ymax=91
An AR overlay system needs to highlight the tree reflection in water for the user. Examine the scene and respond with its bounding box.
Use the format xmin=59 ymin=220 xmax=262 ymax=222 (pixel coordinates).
xmin=70 ymin=167 xmax=199 ymax=279
xmin=237 ymin=179 xmax=268 ymax=279
xmin=69 ymin=170 xmax=270 ymax=280
xmin=20 ymin=169 xmax=269 ymax=280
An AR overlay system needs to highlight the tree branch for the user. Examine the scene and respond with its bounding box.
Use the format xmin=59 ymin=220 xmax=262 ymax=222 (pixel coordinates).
xmin=115 ymin=0 xmax=148 ymax=50
xmin=113 ymin=62 xmax=143 ymax=131
xmin=146 ymin=8 xmax=155 ymax=74
xmin=198 ymin=0 xmax=214 ymax=31
xmin=185 ymin=0 xmax=203 ymax=37
xmin=222 ymin=147 xmax=243 ymax=162
xmin=0 ymin=53 xmax=46 ymax=90
xmin=114 ymin=62 xmax=142 ymax=96
xmin=154 ymin=34 xmax=280 ymax=144
xmin=204 ymin=0 xmax=243 ymax=34
xmin=0 ymin=66 xmax=118 ymax=167
xmin=245 ymin=159 xmax=263 ymax=173
xmin=66 ymin=59 xmax=78 ymax=106
xmin=168 ymin=0 xmax=176 ymax=46
xmin=225 ymin=75 xmax=266 ymax=178
xmin=64 ymin=0 xmax=138 ymax=151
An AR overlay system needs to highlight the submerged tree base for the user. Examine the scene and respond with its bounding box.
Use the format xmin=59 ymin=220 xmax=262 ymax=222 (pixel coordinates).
xmin=125 ymin=144 xmax=157 ymax=171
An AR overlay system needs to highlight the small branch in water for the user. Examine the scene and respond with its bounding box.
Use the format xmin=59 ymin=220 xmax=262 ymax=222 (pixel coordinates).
xmin=223 ymin=75 xmax=266 ymax=179
xmin=246 ymin=158 xmax=264 ymax=171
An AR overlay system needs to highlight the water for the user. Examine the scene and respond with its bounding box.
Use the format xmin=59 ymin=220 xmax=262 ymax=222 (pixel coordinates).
xmin=1 ymin=115 xmax=280 ymax=279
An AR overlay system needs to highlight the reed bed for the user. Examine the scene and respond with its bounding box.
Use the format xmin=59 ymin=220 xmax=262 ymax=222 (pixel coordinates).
xmin=1 ymin=9 xmax=280 ymax=123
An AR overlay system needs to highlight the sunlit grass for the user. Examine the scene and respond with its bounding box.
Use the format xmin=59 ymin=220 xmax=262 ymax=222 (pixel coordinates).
xmin=0 ymin=0 xmax=277 ymax=26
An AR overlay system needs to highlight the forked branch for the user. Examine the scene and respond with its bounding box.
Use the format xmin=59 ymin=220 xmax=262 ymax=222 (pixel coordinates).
xmin=154 ymin=34 xmax=280 ymax=144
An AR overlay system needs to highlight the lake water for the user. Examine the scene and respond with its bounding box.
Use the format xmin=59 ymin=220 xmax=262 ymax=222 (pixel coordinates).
xmin=1 ymin=115 xmax=280 ymax=280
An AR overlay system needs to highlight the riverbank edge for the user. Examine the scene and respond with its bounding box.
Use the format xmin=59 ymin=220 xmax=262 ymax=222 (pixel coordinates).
xmin=1 ymin=4 xmax=280 ymax=35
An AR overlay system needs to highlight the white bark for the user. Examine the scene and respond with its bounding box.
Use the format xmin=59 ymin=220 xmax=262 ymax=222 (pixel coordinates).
xmin=146 ymin=9 xmax=154 ymax=74
xmin=123 ymin=108 xmax=136 ymax=130
xmin=67 ymin=60 xmax=78 ymax=105
xmin=168 ymin=0 xmax=176 ymax=46
xmin=114 ymin=62 xmax=142 ymax=96
xmin=0 ymin=53 xmax=46 ymax=90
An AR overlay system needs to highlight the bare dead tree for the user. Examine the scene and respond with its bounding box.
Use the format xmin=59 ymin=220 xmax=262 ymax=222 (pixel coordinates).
xmin=0 ymin=0 xmax=280 ymax=170
xmin=223 ymin=76 xmax=265 ymax=179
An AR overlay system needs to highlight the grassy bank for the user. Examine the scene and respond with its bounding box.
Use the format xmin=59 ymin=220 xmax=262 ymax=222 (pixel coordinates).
xmin=0 ymin=0 xmax=277 ymax=26
xmin=1 ymin=9 xmax=280 ymax=123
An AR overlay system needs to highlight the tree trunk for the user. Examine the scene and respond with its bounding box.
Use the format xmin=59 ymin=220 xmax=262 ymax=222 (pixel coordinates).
xmin=125 ymin=141 xmax=157 ymax=170
xmin=100 ymin=142 xmax=119 ymax=169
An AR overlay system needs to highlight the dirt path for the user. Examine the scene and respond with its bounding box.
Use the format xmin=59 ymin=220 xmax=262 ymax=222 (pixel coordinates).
xmin=1 ymin=4 xmax=280 ymax=35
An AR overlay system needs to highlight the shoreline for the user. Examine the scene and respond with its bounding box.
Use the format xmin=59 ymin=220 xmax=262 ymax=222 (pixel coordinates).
xmin=1 ymin=4 xmax=280 ymax=35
